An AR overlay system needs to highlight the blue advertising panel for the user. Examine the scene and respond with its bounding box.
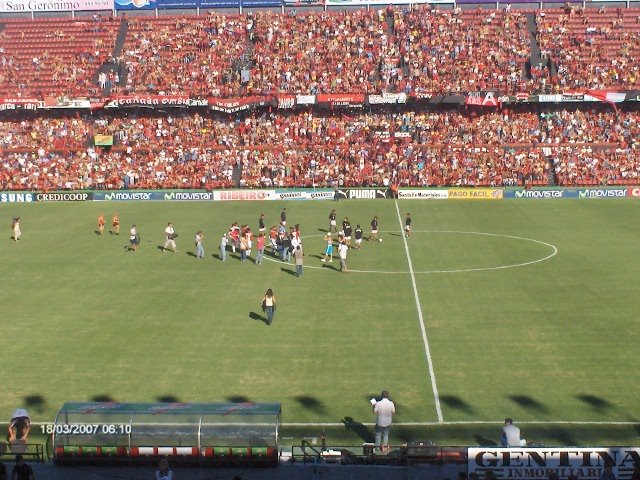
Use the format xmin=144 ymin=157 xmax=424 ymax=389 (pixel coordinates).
xmin=115 ymin=0 xmax=156 ymax=10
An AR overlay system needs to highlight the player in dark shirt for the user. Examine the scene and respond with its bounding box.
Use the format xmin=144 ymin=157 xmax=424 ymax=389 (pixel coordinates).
xmin=368 ymin=216 xmax=379 ymax=241
xmin=405 ymin=213 xmax=412 ymax=238
xmin=329 ymin=209 xmax=337 ymax=233
xmin=280 ymin=208 xmax=287 ymax=226
xmin=354 ymin=225 xmax=363 ymax=250
xmin=258 ymin=213 xmax=266 ymax=233
xmin=342 ymin=218 xmax=352 ymax=248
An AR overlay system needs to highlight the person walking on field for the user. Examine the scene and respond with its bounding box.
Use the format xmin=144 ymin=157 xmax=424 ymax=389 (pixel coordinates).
xmin=321 ymin=232 xmax=334 ymax=263
xmin=194 ymin=231 xmax=204 ymax=259
xmin=219 ymin=233 xmax=228 ymax=262
xmin=255 ymin=233 xmax=265 ymax=265
xmin=373 ymin=390 xmax=395 ymax=453
xmin=11 ymin=217 xmax=21 ymax=242
xmin=97 ymin=213 xmax=105 ymax=235
xmin=262 ymin=289 xmax=276 ymax=326
xmin=163 ymin=223 xmax=177 ymax=253
xmin=294 ymin=245 xmax=304 ymax=277
xmin=111 ymin=213 xmax=120 ymax=235
xmin=338 ymin=240 xmax=349 ymax=273
xmin=405 ymin=213 xmax=412 ymax=238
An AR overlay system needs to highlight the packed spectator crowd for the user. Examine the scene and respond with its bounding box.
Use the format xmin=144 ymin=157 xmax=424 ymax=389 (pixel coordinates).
xmin=2 ymin=7 xmax=640 ymax=97
xmin=537 ymin=5 xmax=640 ymax=90
xmin=0 ymin=107 xmax=638 ymax=190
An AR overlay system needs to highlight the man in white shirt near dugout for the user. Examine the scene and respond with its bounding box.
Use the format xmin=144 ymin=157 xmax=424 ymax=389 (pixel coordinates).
xmin=373 ymin=390 xmax=395 ymax=452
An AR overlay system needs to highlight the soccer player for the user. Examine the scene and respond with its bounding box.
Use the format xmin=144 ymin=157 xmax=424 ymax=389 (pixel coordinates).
xmin=280 ymin=207 xmax=287 ymax=226
xmin=368 ymin=216 xmax=379 ymax=241
xmin=97 ymin=213 xmax=105 ymax=235
xmin=329 ymin=209 xmax=337 ymax=233
xmin=163 ymin=222 xmax=177 ymax=253
xmin=111 ymin=213 xmax=120 ymax=235
xmin=405 ymin=213 xmax=412 ymax=238
xmin=321 ymin=232 xmax=334 ymax=263
xmin=354 ymin=225 xmax=363 ymax=250
xmin=258 ymin=213 xmax=266 ymax=234
xmin=342 ymin=217 xmax=352 ymax=248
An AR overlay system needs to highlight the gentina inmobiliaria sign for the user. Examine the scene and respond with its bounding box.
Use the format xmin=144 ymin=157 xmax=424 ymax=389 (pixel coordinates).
xmin=468 ymin=448 xmax=640 ymax=480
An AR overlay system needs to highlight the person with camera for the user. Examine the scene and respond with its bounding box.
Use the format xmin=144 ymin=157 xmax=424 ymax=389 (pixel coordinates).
xmin=262 ymin=289 xmax=276 ymax=326
xmin=194 ymin=231 xmax=204 ymax=259
xmin=163 ymin=223 xmax=177 ymax=253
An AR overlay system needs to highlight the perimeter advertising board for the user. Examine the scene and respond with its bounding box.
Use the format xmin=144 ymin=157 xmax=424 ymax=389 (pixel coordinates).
xmin=449 ymin=188 xmax=503 ymax=199
xmin=397 ymin=189 xmax=448 ymax=199
xmin=0 ymin=0 xmax=112 ymax=11
xmin=468 ymin=447 xmax=640 ymax=480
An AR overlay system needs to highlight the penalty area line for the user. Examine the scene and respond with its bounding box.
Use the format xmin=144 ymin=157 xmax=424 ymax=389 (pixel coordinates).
xmin=394 ymin=200 xmax=444 ymax=424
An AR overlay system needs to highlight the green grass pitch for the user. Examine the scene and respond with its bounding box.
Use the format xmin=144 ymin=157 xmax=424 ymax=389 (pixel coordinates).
xmin=1 ymin=198 xmax=639 ymax=447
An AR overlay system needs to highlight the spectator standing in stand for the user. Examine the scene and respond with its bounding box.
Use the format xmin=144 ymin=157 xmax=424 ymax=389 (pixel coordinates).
xmin=154 ymin=457 xmax=174 ymax=480
xmin=11 ymin=454 xmax=34 ymax=480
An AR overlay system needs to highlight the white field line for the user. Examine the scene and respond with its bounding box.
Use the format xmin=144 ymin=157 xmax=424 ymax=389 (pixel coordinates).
xmin=394 ymin=200 xmax=444 ymax=424
xmin=31 ymin=420 xmax=640 ymax=427
xmin=283 ymin=420 xmax=640 ymax=426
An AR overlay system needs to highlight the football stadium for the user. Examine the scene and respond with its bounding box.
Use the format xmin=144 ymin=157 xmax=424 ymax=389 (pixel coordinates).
xmin=0 ymin=1 xmax=639 ymax=479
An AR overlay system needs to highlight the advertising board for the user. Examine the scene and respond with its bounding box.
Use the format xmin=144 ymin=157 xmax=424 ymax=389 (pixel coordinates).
xmin=448 ymin=188 xmax=503 ymax=199
xmin=397 ymin=189 xmax=448 ymax=199
xmin=468 ymin=447 xmax=640 ymax=480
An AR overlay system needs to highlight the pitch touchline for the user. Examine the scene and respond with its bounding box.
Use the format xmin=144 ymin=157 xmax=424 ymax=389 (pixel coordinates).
xmin=394 ymin=201 xmax=444 ymax=425
xmin=281 ymin=421 xmax=640 ymax=427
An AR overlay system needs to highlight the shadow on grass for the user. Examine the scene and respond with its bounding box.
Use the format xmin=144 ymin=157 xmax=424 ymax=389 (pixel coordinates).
xmin=342 ymin=417 xmax=374 ymax=443
xmin=24 ymin=395 xmax=46 ymax=414
xmin=441 ymin=395 xmax=475 ymax=415
xmin=186 ymin=251 xmax=197 ymax=258
xmin=508 ymin=395 xmax=549 ymax=414
xmin=317 ymin=228 xmax=329 ymax=233
xmin=281 ymin=267 xmax=298 ymax=277
xmin=322 ymin=263 xmax=340 ymax=271
xmin=249 ymin=311 xmax=268 ymax=324
xmin=157 ymin=395 xmax=180 ymax=403
xmin=576 ymin=394 xmax=612 ymax=412
xmin=90 ymin=395 xmax=116 ymax=402
xmin=227 ymin=396 xmax=251 ymax=403
xmin=294 ymin=395 xmax=326 ymax=414
xmin=474 ymin=434 xmax=498 ymax=446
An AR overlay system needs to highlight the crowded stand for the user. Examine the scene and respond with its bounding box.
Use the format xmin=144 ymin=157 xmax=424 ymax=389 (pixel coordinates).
xmin=0 ymin=16 xmax=119 ymax=98
xmin=537 ymin=6 xmax=640 ymax=90
xmin=122 ymin=14 xmax=249 ymax=96
xmin=0 ymin=108 xmax=638 ymax=190
xmin=394 ymin=7 xmax=532 ymax=94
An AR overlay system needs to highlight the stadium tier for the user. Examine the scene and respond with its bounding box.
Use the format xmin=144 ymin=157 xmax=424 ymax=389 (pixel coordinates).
xmin=0 ymin=108 xmax=638 ymax=190
xmin=1 ymin=7 xmax=640 ymax=98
